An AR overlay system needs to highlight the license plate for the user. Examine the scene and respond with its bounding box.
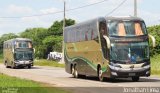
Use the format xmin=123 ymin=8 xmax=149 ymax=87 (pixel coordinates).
xmin=25 ymin=61 xmax=29 ymax=64
xmin=129 ymin=73 xmax=136 ymax=76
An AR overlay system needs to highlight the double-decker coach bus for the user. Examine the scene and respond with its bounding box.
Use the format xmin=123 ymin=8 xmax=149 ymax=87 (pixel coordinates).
xmin=64 ymin=17 xmax=155 ymax=81
xmin=3 ymin=38 xmax=34 ymax=69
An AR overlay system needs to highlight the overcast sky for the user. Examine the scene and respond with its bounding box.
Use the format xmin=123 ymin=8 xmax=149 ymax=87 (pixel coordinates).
xmin=0 ymin=0 xmax=159 ymax=36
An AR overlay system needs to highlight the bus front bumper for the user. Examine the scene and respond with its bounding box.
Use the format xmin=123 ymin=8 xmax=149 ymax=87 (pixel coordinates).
xmin=109 ymin=65 xmax=150 ymax=78
xmin=14 ymin=61 xmax=33 ymax=67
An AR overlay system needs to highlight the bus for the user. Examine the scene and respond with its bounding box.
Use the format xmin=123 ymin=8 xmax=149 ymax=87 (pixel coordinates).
xmin=64 ymin=16 xmax=155 ymax=82
xmin=3 ymin=38 xmax=34 ymax=69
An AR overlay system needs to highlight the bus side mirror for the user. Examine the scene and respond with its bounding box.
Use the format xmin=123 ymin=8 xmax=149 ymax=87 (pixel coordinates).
xmin=33 ymin=48 xmax=35 ymax=53
xmin=12 ymin=49 xmax=14 ymax=53
xmin=148 ymin=34 xmax=156 ymax=47
xmin=103 ymin=35 xmax=111 ymax=49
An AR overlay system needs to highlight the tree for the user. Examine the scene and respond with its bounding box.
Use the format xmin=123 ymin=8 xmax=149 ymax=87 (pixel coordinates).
xmin=48 ymin=19 xmax=75 ymax=36
xmin=43 ymin=36 xmax=62 ymax=51
xmin=0 ymin=33 xmax=18 ymax=54
xmin=147 ymin=25 xmax=160 ymax=56
xmin=44 ymin=19 xmax=75 ymax=58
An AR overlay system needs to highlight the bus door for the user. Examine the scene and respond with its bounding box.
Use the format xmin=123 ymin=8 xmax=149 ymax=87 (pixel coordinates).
xmin=99 ymin=22 xmax=109 ymax=61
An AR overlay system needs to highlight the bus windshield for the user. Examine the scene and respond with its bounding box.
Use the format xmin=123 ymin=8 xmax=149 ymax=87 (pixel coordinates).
xmin=15 ymin=51 xmax=33 ymax=60
xmin=108 ymin=21 xmax=147 ymax=36
xmin=110 ymin=42 xmax=149 ymax=63
xmin=15 ymin=41 xmax=32 ymax=48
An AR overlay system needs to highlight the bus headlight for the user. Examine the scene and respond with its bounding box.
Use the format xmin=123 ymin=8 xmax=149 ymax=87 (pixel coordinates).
xmin=146 ymin=71 xmax=150 ymax=75
xmin=109 ymin=62 xmax=122 ymax=71
xmin=143 ymin=65 xmax=150 ymax=69
xmin=111 ymin=72 xmax=117 ymax=76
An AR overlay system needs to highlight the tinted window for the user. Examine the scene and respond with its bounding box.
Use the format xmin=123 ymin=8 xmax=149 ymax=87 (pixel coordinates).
xmin=108 ymin=21 xmax=147 ymax=36
xmin=16 ymin=41 xmax=32 ymax=48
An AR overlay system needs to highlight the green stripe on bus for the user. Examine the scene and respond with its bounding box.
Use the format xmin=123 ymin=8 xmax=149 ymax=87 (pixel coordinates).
xmin=64 ymin=47 xmax=107 ymax=72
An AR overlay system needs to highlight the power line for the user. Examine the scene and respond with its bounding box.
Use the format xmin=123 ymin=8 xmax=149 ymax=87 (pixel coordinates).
xmin=106 ymin=0 xmax=127 ymax=16
xmin=0 ymin=0 xmax=109 ymax=19
xmin=66 ymin=0 xmax=109 ymax=11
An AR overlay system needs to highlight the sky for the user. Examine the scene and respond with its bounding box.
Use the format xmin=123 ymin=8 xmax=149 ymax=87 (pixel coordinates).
xmin=0 ymin=0 xmax=159 ymax=36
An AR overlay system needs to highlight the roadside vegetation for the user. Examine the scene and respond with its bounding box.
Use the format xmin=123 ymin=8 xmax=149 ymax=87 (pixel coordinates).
xmin=150 ymin=54 xmax=160 ymax=75
xmin=34 ymin=59 xmax=64 ymax=68
xmin=148 ymin=25 xmax=160 ymax=75
xmin=0 ymin=53 xmax=3 ymax=63
xmin=0 ymin=73 xmax=70 ymax=93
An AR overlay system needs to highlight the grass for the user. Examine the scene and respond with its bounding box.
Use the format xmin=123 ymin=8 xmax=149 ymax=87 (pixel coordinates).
xmin=0 ymin=58 xmax=3 ymax=64
xmin=34 ymin=59 xmax=65 ymax=68
xmin=150 ymin=54 xmax=160 ymax=76
xmin=0 ymin=73 xmax=70 ymax=93
xmin=0 ymin=53 xmax=2 ymax=59
xmin=0 ymin=53 xmax=3 ymax=63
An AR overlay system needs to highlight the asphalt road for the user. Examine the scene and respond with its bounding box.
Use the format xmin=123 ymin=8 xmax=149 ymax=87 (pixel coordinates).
xmin=0 ymin=64 xmax=160 ymax=93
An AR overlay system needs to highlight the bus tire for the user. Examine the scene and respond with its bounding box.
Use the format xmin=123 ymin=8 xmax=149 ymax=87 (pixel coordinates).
xmin=71 ymin=65 xmax=75 ymax=77
xmin=74 ymin=65 xmax=79 ymax=78
xmin=132 ymin=76 xmax=139 ymax=82
xmin=98 ymin=67 xmax=104 ymax=82
xmin=11 ymin=62 xmax=15 ymax=69
xmin=5 ymin=62 xmax=10 ymax=68
xmin=28 ymin=65 xmax=31 ymax=69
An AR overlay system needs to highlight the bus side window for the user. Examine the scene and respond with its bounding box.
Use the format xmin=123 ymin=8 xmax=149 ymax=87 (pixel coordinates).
xmin=64 ymin=30 xmax=67 ymax=43
xmin=16 ymin=42 xmax=19 ymax=48
xmin=73 ymin=30 xmax=76 ymax=42
xmin=67 ymin=30 xmax=70 ymax=43
xmin=9 ymin=43 xmax=11 ymax=49
xmin=91 ymin=30 xmax=94 ymax=40
xmin=85 ymin=31 xmax=88 ymax=41
xmin=82 ymin=30 xmax=85 ymax=41
xmin=7 ymin=43 xmax=9 ymax=49
xmin=135 ymin=22 xmax=143 ymax=36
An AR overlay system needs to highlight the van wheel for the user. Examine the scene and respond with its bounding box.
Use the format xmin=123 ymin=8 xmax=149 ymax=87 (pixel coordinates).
xmin=98 ymin=67 xmax=104 ymax=82
xmin=132 ymin=76 xmax=139 ymax=82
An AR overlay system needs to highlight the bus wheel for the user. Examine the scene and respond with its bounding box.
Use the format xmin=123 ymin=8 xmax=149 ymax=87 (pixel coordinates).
xmin=98 ymin=67 xmax=104 ymax=82
xmin=28 ymin=65 xmax=31 ymax=69
xmin=71 ymin=65 xmax=75 ymax=77
xmin=132 ymin=76 xmax=139 ymax=82
xmin=74 ymin=65 xmax=79 ymax=78
xmin=5 ymin=62 xmax=9 ymax=68
xmin=11 ymin=62 xmax=15 ymax=69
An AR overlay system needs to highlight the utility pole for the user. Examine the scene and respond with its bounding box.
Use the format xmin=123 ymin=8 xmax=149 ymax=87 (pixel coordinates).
xmin=63 ymin=1 xmax=66 ymax=30
xmin=61 ymin=0 xmax=66 ymax=63
xmin=134 ymin=0 xmax=137 ymax=17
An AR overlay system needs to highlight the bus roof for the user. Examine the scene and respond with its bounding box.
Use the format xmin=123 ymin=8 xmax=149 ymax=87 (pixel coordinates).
xmin=105 ymin=16 xmax=144 ymax=21
xmin=65 ymin=16 xmax=144 ymax=29
xmin=65 ymin=17 xmax=105 ymax=30
xmin=4 ymin=38 xmax=32 ymax=43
